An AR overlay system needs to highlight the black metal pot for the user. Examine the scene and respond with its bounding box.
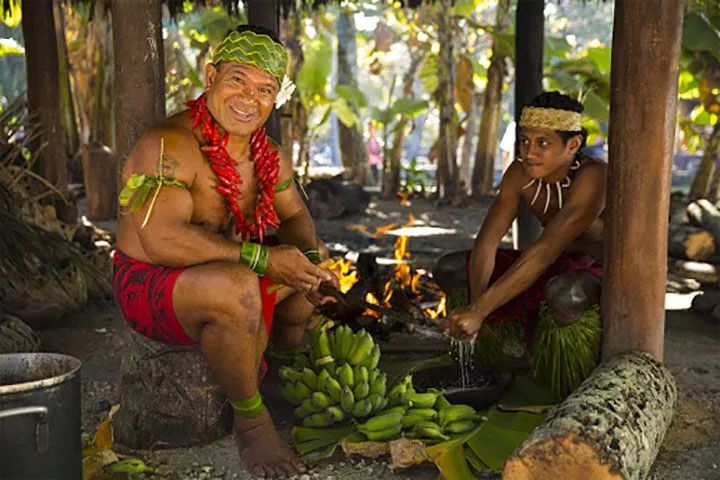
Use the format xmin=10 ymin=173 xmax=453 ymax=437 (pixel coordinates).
xmin=0 ymin=353 xmax=82 ymax=480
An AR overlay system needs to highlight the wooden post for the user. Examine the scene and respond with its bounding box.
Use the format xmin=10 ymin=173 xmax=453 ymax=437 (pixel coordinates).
xmin=602 ymin=0 xmax=683 ymax=360
xmin=513 ymin=0 xmax=544 ymax=248
xmin=111 ymin=0 xmax=165 ymax=185
xmin=21 ymin=0 xmax=68 ymax=191
xmin=247 ymin=0 xmax=281 ymax=144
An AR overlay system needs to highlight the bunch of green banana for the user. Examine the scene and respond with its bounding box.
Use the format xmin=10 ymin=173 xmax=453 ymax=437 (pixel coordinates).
xmin=280 ymin=327 xmax=389 ymax=426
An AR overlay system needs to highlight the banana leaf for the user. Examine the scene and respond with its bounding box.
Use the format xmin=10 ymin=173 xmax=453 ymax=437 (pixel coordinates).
xmin=290 ymin=425 xmax=355 ymax=460
xmin=380 ymin=354 xmax=454 ymax=388
xmin=497 ymin=375 xmax=557 ymax=413
xmin=426 ymin=425 xmax=483 ymax=480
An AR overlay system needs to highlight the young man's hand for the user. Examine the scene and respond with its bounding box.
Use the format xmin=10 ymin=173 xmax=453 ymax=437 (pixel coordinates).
xmin=443 ymin=305 xmax=485 ymax=340
xmin=265 ymin=245 xmax=334 ymax=293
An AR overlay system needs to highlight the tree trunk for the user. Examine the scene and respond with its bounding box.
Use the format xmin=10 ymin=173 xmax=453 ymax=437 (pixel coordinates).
xmin=513 ymin=0 xmax=544 ymax=248
xmin=385 ymin=53 xmax=424 ymax=197
xmin=667 ymin=224 xmax=715 ymax=260
xmin=114 ymin=330 xmax=231 ymax=448
xmin=54 ymin=3 xmax=79 ymax=162
xmin=459 ymin=93 xmax=478 ymax=192
xmin=81 ymin=144 xmax=117 ymax=221
xmin=247 ymin=0 xmax=281 ymax=143
xmin=690 ymin=122 xmax=720 ymax=199
xmin=435 ymin=0 xmax=458 ymax=204
xmin=111 ymin=0 xmax=165 ymax=189
xmin=21 ymin=0 xmax=68 ymax=192
xmin=381 ymin=76 xmax=399 ymax=198
xmin=602 ymin=0 xmax=683 ymax=361
xmin=336 ymin=10 xmax=368 ymax=185
xmin=472 ymin=0 xmax=511 ymax=198
xmin=504 ymin=352 xmax=677 ymax=480
xmin=280 ymin=12 xmax=303 ymax=165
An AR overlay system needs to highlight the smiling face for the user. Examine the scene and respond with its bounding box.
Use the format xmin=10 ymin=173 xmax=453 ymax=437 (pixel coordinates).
xmin=519 ymin=126 xmax=582 ymax=180
xmin=204 ymin=62 xmax=279 ymax=137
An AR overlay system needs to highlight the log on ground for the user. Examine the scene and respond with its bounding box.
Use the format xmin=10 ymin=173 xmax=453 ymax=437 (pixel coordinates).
xmin=667 ymin=224 xmax=715 ymax=261
xmin=687 ymin=199 xmax=720 ymax=246
xmin=669 ymin=259 xmax=719 ymax=286
xmin=504 ymin=352 xmax=677 ymax=480
xmin=114 ymin=329 xmax=231 ymax=449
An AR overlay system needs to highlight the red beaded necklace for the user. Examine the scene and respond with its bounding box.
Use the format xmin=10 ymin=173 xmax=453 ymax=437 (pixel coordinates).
xmin=187 ymin=93 xmax=280 ymax=241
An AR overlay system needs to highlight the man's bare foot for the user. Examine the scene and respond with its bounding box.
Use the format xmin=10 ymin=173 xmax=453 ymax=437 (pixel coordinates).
xmin=234 ymin=410 xmax=306 ymax=478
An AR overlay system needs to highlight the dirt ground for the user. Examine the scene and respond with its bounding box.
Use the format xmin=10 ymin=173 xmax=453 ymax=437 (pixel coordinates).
xmin=40 ymin=197 xmax=720 ymax=480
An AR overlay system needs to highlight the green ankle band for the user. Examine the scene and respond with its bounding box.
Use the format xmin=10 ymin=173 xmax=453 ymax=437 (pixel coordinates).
xmin=240 ymin=241 xmax=269 ymax=276
xmin=304 ymin=249 xmax=321 ymax=265
xmin=230 ymin=391 xmax=264 ymax=418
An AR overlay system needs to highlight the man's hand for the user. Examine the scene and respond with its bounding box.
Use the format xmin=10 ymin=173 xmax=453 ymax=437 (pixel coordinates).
xmin=265 ymin=245 xmax=334 ymax=293
xmin=305 ymin=273 xmax=340 ymax=306
xmin=443 ymin=305 xmax=486 ymax=340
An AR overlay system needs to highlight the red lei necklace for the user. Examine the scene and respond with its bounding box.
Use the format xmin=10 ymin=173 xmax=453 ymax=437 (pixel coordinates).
xmin=187 ymin=93 xmax=280 ymax=241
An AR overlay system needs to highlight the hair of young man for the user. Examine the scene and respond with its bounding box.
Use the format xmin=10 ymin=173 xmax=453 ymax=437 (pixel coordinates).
xmin=528 ymin=91 xmax=588 ymax=149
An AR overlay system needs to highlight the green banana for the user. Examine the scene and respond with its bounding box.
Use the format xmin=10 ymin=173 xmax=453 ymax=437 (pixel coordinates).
xmin=358 ymin=412 xmax=404 ymax=432
xmin=351 ymin=398 xmax=373 ymax=418
xmin=279 ymin=383 xmax=300 ymax=406
xmin=376 ymin=397 xmax=388 ymax=412
xmin=401 ymin=414 xmax=427 ymax=429
xmin=406 ymin=408 xmax=438 ymax=420
xmin=438 ymin=404 xmax=476 ymax=427
xmin=302 ymin=413 xmax=333 ymax=427
xmin=317 ymin=369 xmax=331 ymax=391
xmin=301 ymin=398 xmax=323 ymax=414
xmin=301 ymin=368 xmax=318 ymax=391
xmin=278 ymin=366 xmax=300 ymax=383
xmin=445 ymin=420 xmax=476 ymax=434
xmin=317 ymin=330 xmax=332 ymax=358
xmin=362 ymin=424 xmax=402 ymax=442
xmin=293 ymin=353 xmax=310 ymax=370
xmin=368 ymin=368 xmax=379 ymax=384
xmin=434 ymin=394 xmax=451 ymax=409
xmin=366 ymin=393 xmax=384 ymax=412
xmin=414 ymin=425 xmax=449 ymax=441
xmin=336 ymin=326 xmax=353 ymax=363
xmin=340 ymin=385 xmax=355 ymax=414
xmin=294 ymin=404 xmax=312 ymax=419
xmin=349 ymin=332 xmax=375 ymax=366
xmin=312 ymin=391 xmax=332 ymax=410
xmin=295 ymin=382 xmax=312 ymax=400
xmin=328 ymin=328 xmax=338 ymax=359
xmin=353 ymin=381 xmax=370 ymax=400
xmin=403 ymin=392 xmax=440 ymax=409
xmin=354 ymin=365 xmax=369 ymax=384
xmin=369 ymin=373 xmax=387 ymax=396
xmin=324 ymin=377 xmax=343 ymax=403
xmin=337 ymin=363 xmax=354 ymax=388
xmin=326 ymin=406 xmax=345 ymax=423
xmin=362 ymin=345 xmax=381 ymax=370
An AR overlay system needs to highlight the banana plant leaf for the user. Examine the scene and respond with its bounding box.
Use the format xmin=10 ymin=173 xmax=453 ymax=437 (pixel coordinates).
xmin=379 ymin=354 xmax=454 ymax=388
xmin=497 ymin=375 xmax=557 ymax=413
xmin=426 ymin=425 xmax=483 ymax=480
xmin=291 ymin=425 xmax=355 ymax=460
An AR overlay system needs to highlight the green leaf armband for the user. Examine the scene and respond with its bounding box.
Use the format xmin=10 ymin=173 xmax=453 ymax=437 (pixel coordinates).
xmin=304 ymin=249 xmax=322 ymax=265
xmin=230 ymin=391 xmax=264 ymax=419
xmin=118 ymin=173 xmax=187 ymax=211
xmin=240 ymin=241 xmax=269 ymax=276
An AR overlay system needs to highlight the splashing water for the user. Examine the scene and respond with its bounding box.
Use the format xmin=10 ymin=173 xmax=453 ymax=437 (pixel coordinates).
xmin=450 ymin=335 xmax=477 ymax=389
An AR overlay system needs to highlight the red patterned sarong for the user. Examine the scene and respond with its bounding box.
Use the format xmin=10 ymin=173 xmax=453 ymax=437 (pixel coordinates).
xmin=467 ymin=248 xmax=603 ymax=338
xmin=112 ymin=250 xmax=278 ymax=345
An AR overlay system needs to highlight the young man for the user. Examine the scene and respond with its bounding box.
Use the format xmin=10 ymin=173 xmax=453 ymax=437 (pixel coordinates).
xmin=442 ymin=92 xmax=606 ymax=342
xmin=114 ymin=25 xmax=336 ymax=478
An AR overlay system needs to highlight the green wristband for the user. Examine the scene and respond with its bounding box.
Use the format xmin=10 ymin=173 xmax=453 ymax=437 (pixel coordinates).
xmin=230 ymin=391 xmax=264 ymax=418
xmin=304 ymin=249 xmax=321 ymax=265
xmin=240 ymin=241 xmax=269 ymax=276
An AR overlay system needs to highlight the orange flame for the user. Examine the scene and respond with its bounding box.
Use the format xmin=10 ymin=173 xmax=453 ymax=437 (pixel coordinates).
xmin=425 ymin=293 xmax=447 ymax=320
xmin=364 ymin=292 xmax=382 ymax=318
xmin=326 ymin=257 xmax=359 ymax=293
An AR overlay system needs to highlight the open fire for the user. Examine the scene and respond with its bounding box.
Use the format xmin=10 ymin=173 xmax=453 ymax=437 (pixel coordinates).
xmin=322 ymin=215 xmax=448 ymax=330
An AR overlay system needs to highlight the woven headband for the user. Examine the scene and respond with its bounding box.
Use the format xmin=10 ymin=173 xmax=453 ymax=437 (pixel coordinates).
xmin=212 ymin=30 xmax=287 ymax=85
xmin=519 ymin=106 xmax=583 ymax=132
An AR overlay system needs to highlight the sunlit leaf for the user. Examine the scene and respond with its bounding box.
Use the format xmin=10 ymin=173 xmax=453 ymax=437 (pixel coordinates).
xmin=297 ymin=34 xmax=332 ymax=108
xmin=453 ymin=0 xmax=478 ymax=19
xmin=583 ymin=91 xmax=609 ymax=123
xmin=691 ymin=104 xmax=718 ymax=125
xmin=683 ymin=12 xmax=720 ymax=54
xmin=419 ymin=54 xmax=439 ymax=96
xmin=108 ymin=458 xmax=155 ymax=474
xmin=0 ymin=38 xmax=24 ymax=56
xmin=331 ymin=98 xmax=360 ymax=129
xmin=335 ymin=84 xmax=367 ymax=109
xmin=585 ymin=46 xmax=611 ymax=74
xmin=679 ymin=70 xmax=701 ymax=96
xmin=0 ymin=0 xmax=21 ymax=27
xmin=390 ymin=98 xmax=429 ymax=118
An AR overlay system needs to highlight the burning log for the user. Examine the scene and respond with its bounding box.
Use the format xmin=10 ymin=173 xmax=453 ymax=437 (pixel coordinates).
xmin=667 ymin=225 xmax=715 ymax=261
xmin=504 ymin=352 xmax=676 ymax=480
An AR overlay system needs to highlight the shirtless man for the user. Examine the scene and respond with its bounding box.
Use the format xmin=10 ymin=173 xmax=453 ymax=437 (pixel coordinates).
xmin=113 ymin=25 xmax=335 ymax=477
xmin=441 ymin=92 xmax=607 ymax=340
